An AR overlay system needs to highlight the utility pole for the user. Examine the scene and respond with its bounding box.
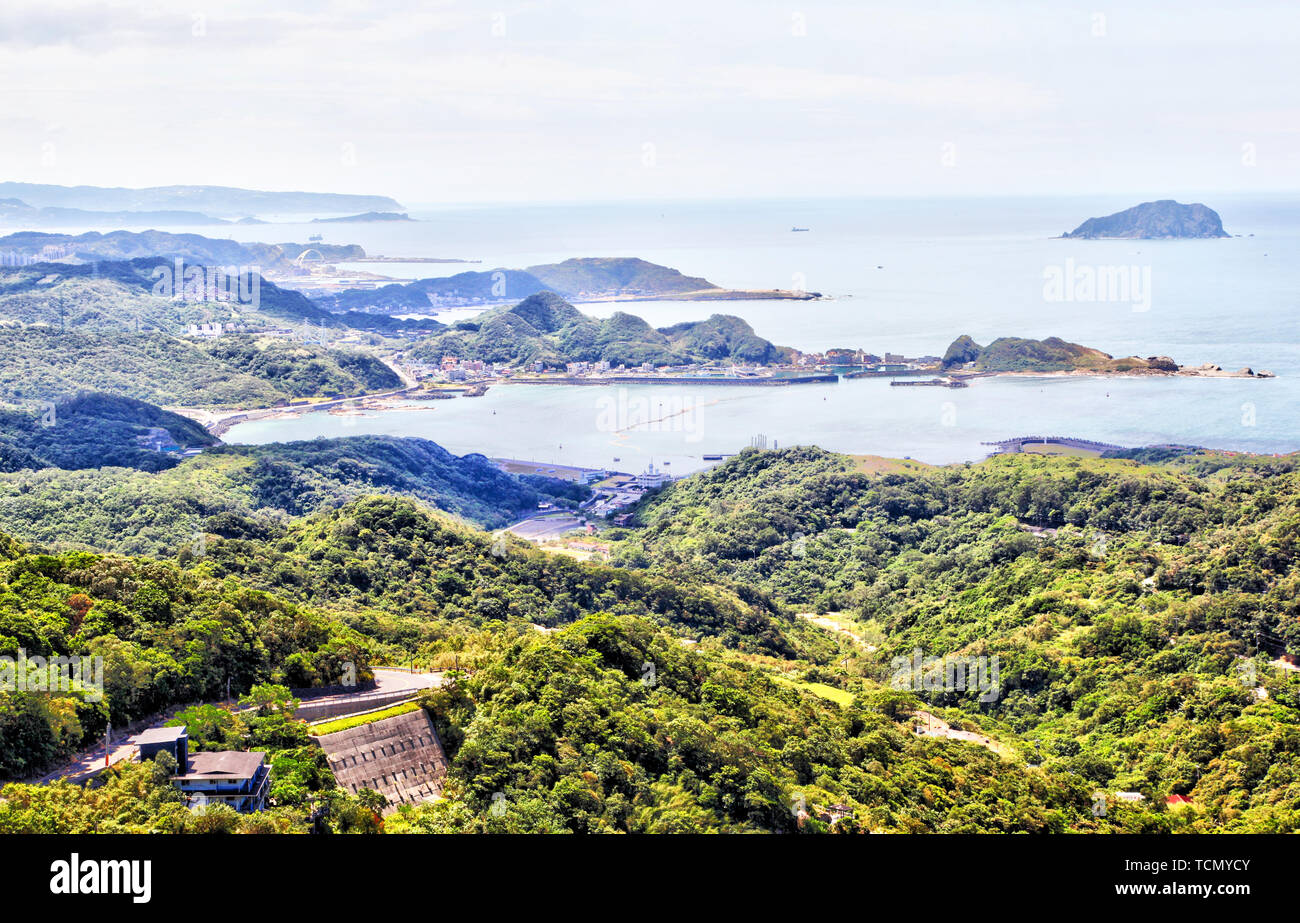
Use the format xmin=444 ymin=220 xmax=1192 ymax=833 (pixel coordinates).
xmin=104 ymin=718 xmax=110 ymax=767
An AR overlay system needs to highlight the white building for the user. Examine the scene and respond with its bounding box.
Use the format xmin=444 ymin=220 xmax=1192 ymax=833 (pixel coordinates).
xmin=635 ymin=462 xmax=673 ymax=489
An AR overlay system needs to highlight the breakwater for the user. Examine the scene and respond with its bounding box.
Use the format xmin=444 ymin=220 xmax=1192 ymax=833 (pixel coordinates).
xmin=509 ymin=373 xmax=838 ymax=386
xmin=890 ymin=378 xmax=968 ymax=388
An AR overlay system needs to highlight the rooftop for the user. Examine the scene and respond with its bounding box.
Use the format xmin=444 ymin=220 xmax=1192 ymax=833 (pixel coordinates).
xmin=177 ymin=751 xmax=266 ymax=780
xmin=136 ymin=726 xmax=187 ymax=745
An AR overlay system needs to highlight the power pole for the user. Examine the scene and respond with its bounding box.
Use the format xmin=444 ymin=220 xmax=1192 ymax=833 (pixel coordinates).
xmin=104 ymin=718 xmax=111 ymax=767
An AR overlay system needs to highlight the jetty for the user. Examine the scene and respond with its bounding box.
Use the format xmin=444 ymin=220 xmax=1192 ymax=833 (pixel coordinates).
xmin=890 ymin=378 xmax=968 ymax=388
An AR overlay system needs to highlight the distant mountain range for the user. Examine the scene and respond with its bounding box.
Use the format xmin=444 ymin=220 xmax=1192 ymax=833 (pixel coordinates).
xmin=315 ymin=256 xmax=809 ymax=313
xmin=0 ymin=230 xmax=366 ymax=275
xmin=0 ymin=182 xmax=403 ymax=223
xmin=1061 ymin=200 xmax=1229 ymax=239
xmin=0 ymin=198 xmax=230 ymax=227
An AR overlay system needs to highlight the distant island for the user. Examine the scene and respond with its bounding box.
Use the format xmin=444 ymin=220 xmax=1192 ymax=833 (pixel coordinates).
xmin=1061 ymin=200 xmax=1229 ymax=239
xmin=941 ymin=334 xmax=1270 ymax=378
xmin=312 ymin=211 xmax=414 ymax=223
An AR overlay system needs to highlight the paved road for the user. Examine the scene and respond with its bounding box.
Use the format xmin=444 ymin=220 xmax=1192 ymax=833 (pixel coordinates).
xmin=298 ymin=668 xmax=444 ymax=705
xmin=506 ymin=515 xmax=587 ymax=541
xmin=32 ymin=711 xmax=182 ymax=785
xmin=913 ymin=710 xmax=1012 ymax=759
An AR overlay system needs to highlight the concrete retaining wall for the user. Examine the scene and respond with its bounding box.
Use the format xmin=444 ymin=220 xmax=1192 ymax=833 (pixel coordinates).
xmin=313 ymin=708 xmax=449 ymax=813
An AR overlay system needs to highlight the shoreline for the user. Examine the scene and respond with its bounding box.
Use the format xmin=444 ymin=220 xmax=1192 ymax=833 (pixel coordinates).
xmin=177 ymin=361 xmax=1276 ymax=440
xmin=951 ymin=365 xmax=1274 ymax=381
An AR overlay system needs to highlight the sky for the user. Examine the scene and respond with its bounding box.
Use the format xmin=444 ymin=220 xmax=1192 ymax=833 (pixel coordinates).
xmin=0 ymin=0 xmax=1297 ymax=205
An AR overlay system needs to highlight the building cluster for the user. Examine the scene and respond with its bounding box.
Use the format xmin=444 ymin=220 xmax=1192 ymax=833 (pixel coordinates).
xmin=795 ymin=348 xmax=941 ymax=371
xmin=396 ymin=354 xmax=498 ymax=383
xmin=135 ymin=427 xmax=182 ymax=454
xmin=0 ymin=244 xmax=72 ymax=266
xmin=184 ymin=321 xmax=268 ymax=338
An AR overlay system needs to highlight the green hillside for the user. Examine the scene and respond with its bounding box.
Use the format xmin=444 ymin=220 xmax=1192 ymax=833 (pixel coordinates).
xmin=941 ymin=334 xmax=1179 ymax=373
xmin=0 ymin=435 xmax=571 ymax=555
xmin=0 ymin=392 xmax=214 ymax=473
xmin=409 ymin=291 xmax=788 ymax=368
xmin=607 ymin=447 xmax=1300 ymax=830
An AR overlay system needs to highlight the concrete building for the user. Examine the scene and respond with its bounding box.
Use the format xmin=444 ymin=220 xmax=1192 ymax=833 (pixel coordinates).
xmin=137 ymin=726 xmax=188 ymax=766
xmin=634 ymin=462 xmax=672 ymax=489
xmin=135 ymin=726 xmax=269 ymax=812
xmin=174 ymin=751 xmax=270 ymax=813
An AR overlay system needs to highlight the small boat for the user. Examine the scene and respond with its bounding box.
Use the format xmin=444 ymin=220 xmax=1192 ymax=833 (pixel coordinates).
xmin=791 ymin=227 xmax=810 ymax=232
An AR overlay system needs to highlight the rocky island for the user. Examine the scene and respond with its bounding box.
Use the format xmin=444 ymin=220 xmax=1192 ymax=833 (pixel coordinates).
xmin=1061 ymin=200 xmax=1230 ymax=239
xmin=941 ymin=334 xmax=1271 ymax=378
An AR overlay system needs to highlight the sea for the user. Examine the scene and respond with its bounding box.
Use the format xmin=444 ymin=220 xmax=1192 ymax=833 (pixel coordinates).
xmin=152 ymin=194 xmax=1300 ymax=472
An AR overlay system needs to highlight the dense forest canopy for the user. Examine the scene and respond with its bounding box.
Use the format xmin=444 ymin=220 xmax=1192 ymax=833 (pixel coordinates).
xmin=408 ymin=292 xmax=788 ymax=368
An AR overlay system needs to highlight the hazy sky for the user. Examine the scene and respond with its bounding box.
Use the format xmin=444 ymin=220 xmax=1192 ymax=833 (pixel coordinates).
xmin=1 ymin=0 xmax=1297 ymax=205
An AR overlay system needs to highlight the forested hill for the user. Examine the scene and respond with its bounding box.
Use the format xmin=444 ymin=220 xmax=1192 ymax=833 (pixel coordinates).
xmin=192 ymin=494 xmax=803 ymax=656
xmin=0 ymin=230 xmax=290 ymax=270
xmin=407 ymin=291 xmax=788 ymax=367
xmin=0 ymin=259 xmax=330 ymax=330
xmin=607 ymin=446 xmax=1300 ymax=830
xmin=0 ymin=259 xmax=435 ymax=336
xmin=3 ymin=443 xmax=1298 ymax=831
xmin=940 ymin=334 xmax=1180 ymax=373
xmin=0 ymin=328 xmax=401 ymax=408
xmin=0 ymin=392 xmax=214 ymax=473
xmin=0 ymin=435 xmax=577 ymax=555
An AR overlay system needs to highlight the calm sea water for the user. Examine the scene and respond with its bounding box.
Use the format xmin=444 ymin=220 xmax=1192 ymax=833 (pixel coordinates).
xmin=193 ymin=195 xmax=1299 ymax=469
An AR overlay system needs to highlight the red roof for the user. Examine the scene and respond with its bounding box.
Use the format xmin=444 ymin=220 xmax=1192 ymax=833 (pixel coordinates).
xmin=1166 ymin=794 xmax=1193 ymax=806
